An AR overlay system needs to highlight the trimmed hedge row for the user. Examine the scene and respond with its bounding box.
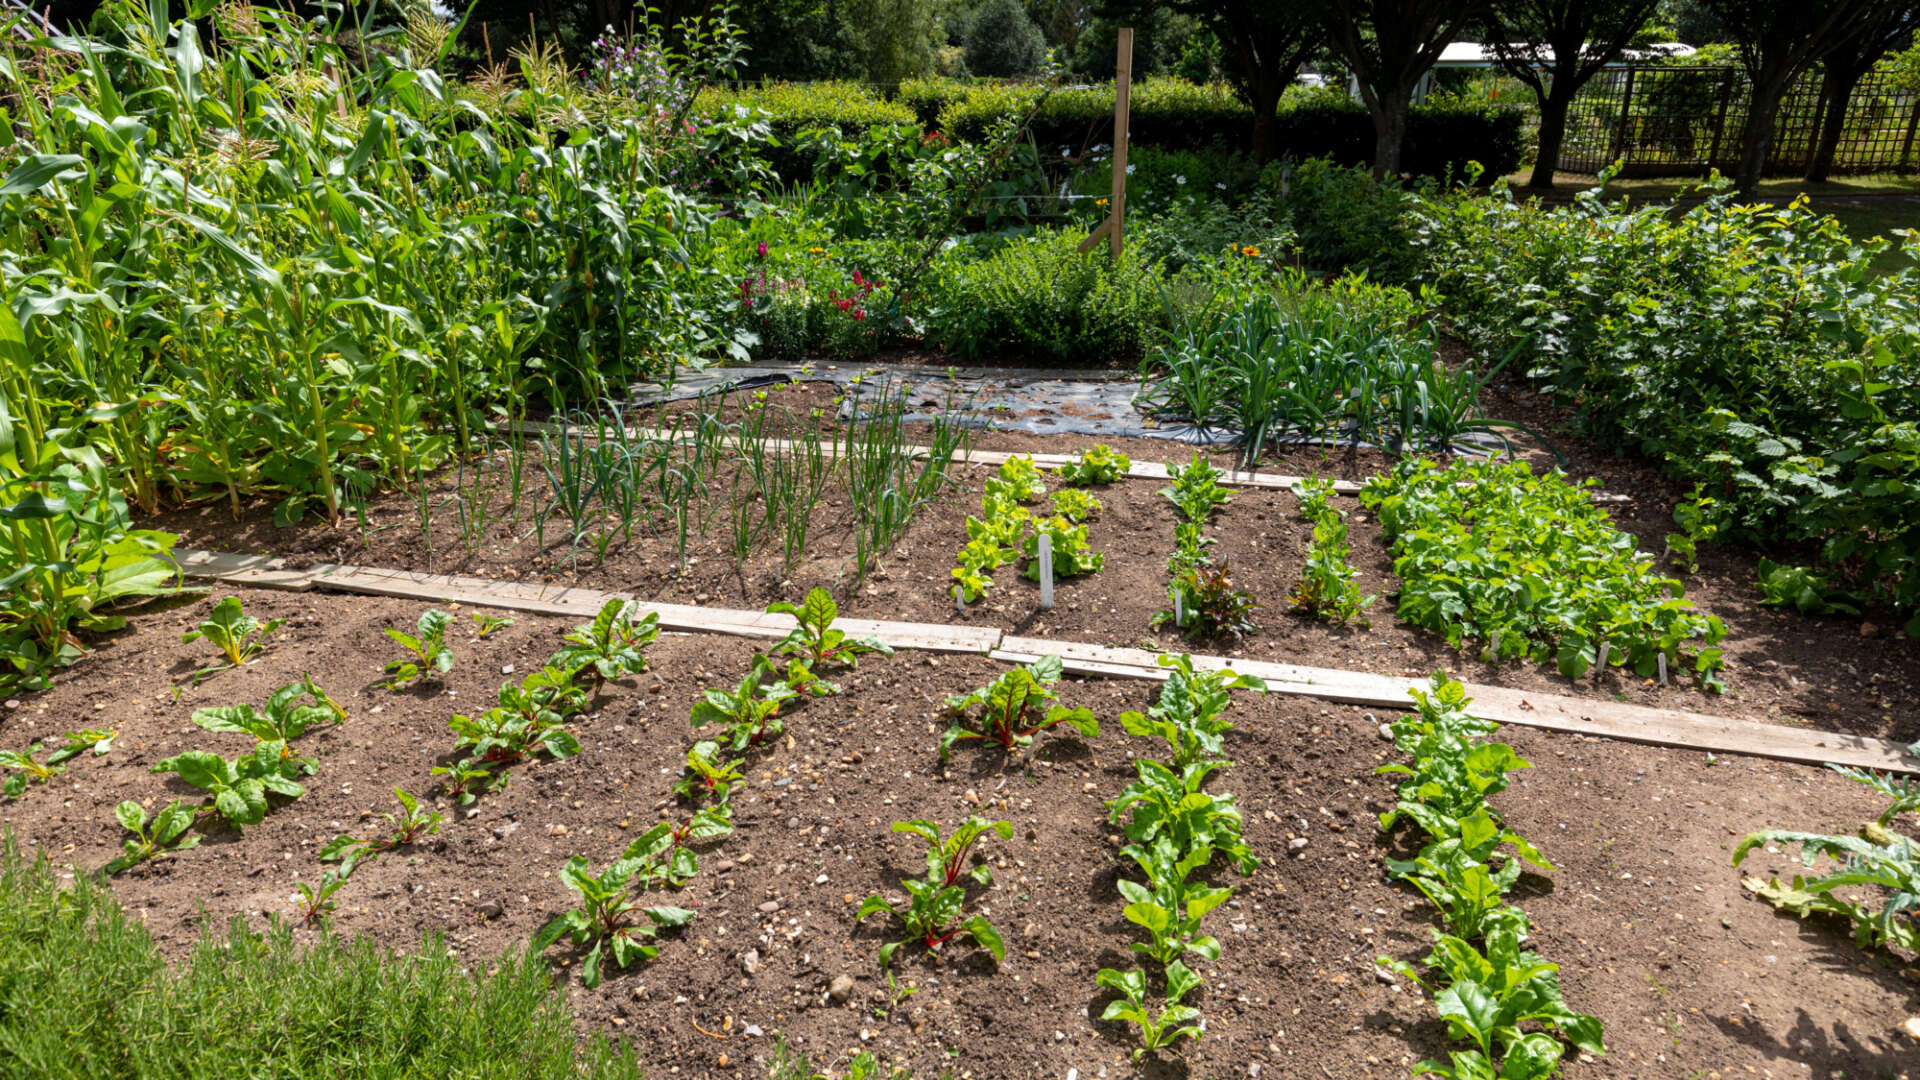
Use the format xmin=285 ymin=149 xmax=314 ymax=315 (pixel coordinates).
xmin=698 ymin=79 xmax=1523 ymax=182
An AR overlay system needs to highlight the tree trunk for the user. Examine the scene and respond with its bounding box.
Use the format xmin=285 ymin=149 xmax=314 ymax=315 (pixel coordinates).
xmin=1369 ymin=88 xmax=1411 ymax=180
xmin=1250 ymin=71 xmax=1283 ymax=164
xmin=1735 ymin=78 xmax=1791 ymax=198
xmin=1528 ymin=86 xmax=1576 ymax=190
xmin=1805 ymin=66 xmax=1863 ymax=183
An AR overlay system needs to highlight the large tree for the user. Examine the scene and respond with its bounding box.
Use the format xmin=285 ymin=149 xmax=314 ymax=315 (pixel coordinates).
xmin=1322 ymin=0 xmax=1488 ymax=179
xmin=1803 ymin=6 xmax=1918 ymax=181
xmin=1098 ymin=0 xmax=1324 ymax=162
xmin=1480 ymin=0 xmax=1662 ymax=189
xmin=1701 ymin=0 xmax=1886 ymax=196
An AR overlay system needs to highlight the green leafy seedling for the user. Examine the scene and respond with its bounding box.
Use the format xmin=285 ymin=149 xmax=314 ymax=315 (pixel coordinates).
xmin=552 ymin=599 xmax=659 ymax=686
xmin=319 ymin=787 xmax=445 ymax=878
xmin=105 ymin=799 xmax=201 ymax=874
xmin=432 ymin=759 xmax=496 ymax=805
xmin=1055 ymin=443 xmax=1131 ymax=486
xmin=472 ymin=611 xmax=515 ymax=637
xmin=383 ymin=608 xmax=455 ymax=688
xmin=1 ymin=744 xmax=62 ymax=799
xmin=150 ymin=741 xmax=306 ymax=830
xmin=690 ymin=655 xmax=802 ymax=751
xmin=183 ymin=596 xmax=284 ymax=668
xmin=767 ymin=587 xmax=892 ymax=671
xmin=293 ymin=868 xmax=348 ymax=925
xmin=1117 ymin=654 xmax=1265 ymax=767
xmin=857 ymin=816 xmax=1011 ymax=968
xmin=1096 ymin=960 xmax=1205 ymax=1061
xmin=532 ymin=854 xmax=696 ymax=987
xmin=192 ymin=677 xmax=340 ymax=769
xmin=939 ymin=655 xmax=1098 ymax=759
xmin=673 ymin=740 xmax=746 ymax=803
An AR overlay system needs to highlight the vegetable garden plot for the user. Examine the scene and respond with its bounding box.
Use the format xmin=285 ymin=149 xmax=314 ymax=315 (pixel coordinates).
xmin=1 ymin=588 xmax=1915 ymax=1079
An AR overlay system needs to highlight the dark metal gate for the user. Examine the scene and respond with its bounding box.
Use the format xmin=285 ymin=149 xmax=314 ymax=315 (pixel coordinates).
xmin=1559 ymin=65 xmax=1920 ymax=177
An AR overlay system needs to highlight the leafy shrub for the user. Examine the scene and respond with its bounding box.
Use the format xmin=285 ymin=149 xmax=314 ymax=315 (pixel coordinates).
xmin=694 ymin=81 xmax=916 ymax=182
xmin=1283 ymin=157 xmax=1422 ymax=279
xmin=928 ymin=229 xmax=1164 ymax=363
xmin=1421 ymin=182 xmax=1920 ymax=631
xmin=1362 ymin=459 xmax=1728 ymax=688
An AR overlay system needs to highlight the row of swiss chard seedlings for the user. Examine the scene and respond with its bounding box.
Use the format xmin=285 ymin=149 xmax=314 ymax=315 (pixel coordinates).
xmin=1286 ymin=477 xmax=1375 ymax=626
xmin=1098 ymin=653 xmax=1268 ymax=1061
xmin=1376 ymin=674 xmax=1604 ymax=1080
xmin=534 ymin=588 xmax=889 ymax=986
xmin=1154 ymin=454 xmax=1258 ymax=639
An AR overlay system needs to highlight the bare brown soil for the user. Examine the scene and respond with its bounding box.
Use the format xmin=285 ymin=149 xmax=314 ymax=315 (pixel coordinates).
xmin=2 ymin=588 xmax=1915 ymax=1079
xmin=150 ymin=376 xmax=1920 ymax=746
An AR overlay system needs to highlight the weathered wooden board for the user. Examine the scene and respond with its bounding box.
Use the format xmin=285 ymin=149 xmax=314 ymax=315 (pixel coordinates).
xmin=999 ymin=636 xmax=1917 ymax=774
xmin=169 ymin=549 xmax=326 ymax=591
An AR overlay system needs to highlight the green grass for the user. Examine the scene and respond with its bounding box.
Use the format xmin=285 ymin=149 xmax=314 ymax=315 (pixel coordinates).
xmin=1506 ymin=169 xmax=1920 ymax=198
xmin=0 ymin=836 xmax=642 ymax=1080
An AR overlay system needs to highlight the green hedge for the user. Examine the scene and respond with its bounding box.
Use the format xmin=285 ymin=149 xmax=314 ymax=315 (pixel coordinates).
xmin=693 ymin=81 xmax=918 ymax=185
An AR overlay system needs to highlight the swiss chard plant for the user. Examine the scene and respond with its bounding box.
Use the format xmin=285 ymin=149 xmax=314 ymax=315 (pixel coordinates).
xmin=1117 ymin=653 xmax=1265 ymax=767
xmin=382 ymin=608 xmax=456 ymax=689
xmin=319 ymin=787 xmax=445 ymax=878
xmin=1 ymin=729 xmax=116 ymax=798
xmin=182 ymin=596 xmax=284 ymax=669
xmin=551 ymin=599 xmax=659 ymax=686
xmin=1056 ymin=443 xmax=1131 ymax=486
xmin=191 ymin=677 xmax=341 ymax=769
xmin=767 ymin=587 xmax=892 ymax=671
xmin=1288 ymin=508 xmax=1374 ymax=626
xmin=672 ymin=740 xmax=746 ymax=803
xmin=857 ymin=817 xmax=1011 ymax=968
xmin=471 ymin=611 xmax=515 ymax=637
xmin=689 ymin=655 xmax=809 ymax=750
xmin=939 ymin=655 xmax=1098 ymax=759
xmin=1096 ymin=960 xmax=1204 ymax=1062
xmin=532 ymin=854 xmax=696 ymax=988
xmin=621 ymin=809 xmax=735 ymax=888
xmin=104 ymin=799 xmax=201 ymax=874
xmin=1160 ymin=452 xmax=1229 ymax=522
xmin=150 ymin=741 xmax=306 ymax=831
xmin=293 ymin=868 xmax=349 ymax=925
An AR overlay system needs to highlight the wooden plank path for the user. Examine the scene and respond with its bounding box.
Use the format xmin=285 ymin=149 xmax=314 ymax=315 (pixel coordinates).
xmin=168 ymin=549 xmax=1913 ymax=773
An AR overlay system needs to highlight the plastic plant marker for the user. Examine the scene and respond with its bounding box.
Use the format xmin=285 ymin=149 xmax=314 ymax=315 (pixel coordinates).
xmin=1038 ymin=532 xmax=1054 ymax=610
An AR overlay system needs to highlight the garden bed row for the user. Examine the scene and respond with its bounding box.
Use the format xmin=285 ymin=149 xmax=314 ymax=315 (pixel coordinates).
xmin=1 ymin=587 xmax=1912 ymax=1078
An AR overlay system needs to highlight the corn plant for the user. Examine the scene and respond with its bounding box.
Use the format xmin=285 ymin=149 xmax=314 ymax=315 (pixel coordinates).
xmin=939 ymin=655 xmax=1098 ymax=759
xmin=857 ymin=818 xmax=1011 ymax=968
xmin=319 ymin=788 xmax=445 ymax=878
xmin=766 ymin=587 xmax=891 ymax=671
xmin=182 ymin=596 xmax=284 ymax=669
xmin=532 ymin=855 xmax=696 ymax=988
xmin=1096 ymin=961 xmax=1205 ymax=1062
xmin=383 ymin=610 xmax=456 ymax=689
xmin=104 ymin=799 xmax=202 ymax=875
xmin=551 ymin=599 xmax=659 ymax=686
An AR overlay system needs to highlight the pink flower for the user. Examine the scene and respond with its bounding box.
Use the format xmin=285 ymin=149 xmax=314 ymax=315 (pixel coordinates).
xmin=755 ymin=241 xmax=769 ymax=259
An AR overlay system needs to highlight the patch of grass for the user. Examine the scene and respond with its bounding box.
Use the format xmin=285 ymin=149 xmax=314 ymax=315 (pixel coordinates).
xmin=0 ymin=836 xmax=641 ymax=1080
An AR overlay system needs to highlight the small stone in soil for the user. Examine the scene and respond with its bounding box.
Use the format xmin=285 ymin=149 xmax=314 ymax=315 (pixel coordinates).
xmin=828 ymin=974 xmax=855 ymax=1002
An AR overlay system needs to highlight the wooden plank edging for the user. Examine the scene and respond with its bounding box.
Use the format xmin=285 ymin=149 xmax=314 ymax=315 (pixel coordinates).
xmin=169 ymin=550 xmax=1913 ymax=773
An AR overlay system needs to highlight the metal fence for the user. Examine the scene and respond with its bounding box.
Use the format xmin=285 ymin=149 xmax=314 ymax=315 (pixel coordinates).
xmin=1559 ymin=65 xmax=1920 ymax=177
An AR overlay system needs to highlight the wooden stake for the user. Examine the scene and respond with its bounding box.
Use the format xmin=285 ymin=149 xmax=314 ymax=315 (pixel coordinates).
xmin=1109 ymin=27 xmax=1132 ymax=259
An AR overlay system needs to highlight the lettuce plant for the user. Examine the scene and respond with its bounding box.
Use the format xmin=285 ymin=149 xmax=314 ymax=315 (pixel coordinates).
xmin=1108 ymin=759 xmax=1257 ymax=875
xmin=1096 ymin=960 xmax=1204 ymax=1062
xmin=1118 ymin=834 xmax=1232 ymax=965
xmin=767 ymin=587 xmax=892 ymax=671
xmin=991 ymin=456 xmax=1046 ymax=502
xmin=319 ymin=787 xmax=444 ymax=878
xmin=182 ymin=596 xmax=284 ymax=668
xmin=383 ymin=608 xmax=455 ymax=689
xmin=1021 ymin=515 xmax=1103 ymax=581
xmin=1155 ymin=562 xmax=1260 ymax=641
xmin=857 ymin=818 xmax=1010 ymax=968
xmin=532 ymin=854 xmax=696 ymax=988
xmin=551 ymin=599 xmax=659 ymax=686
xmin=105 ymin=799 xmax=200 ymax=874
xmin=939 ymin=655 xmax=1098 ymax=759
xmin=1055 ymin=444 xmax=1131 ymax=486
xmin=1049 ymin=488 xmax=1101 ymax=523
xmin=1380 ymin=913 xmax=1604 ymax=1080
xmin=150 ymin=741 xmax=306 ymax=831
xmin=1117 ymin=654 xmax=1265 ymax=767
